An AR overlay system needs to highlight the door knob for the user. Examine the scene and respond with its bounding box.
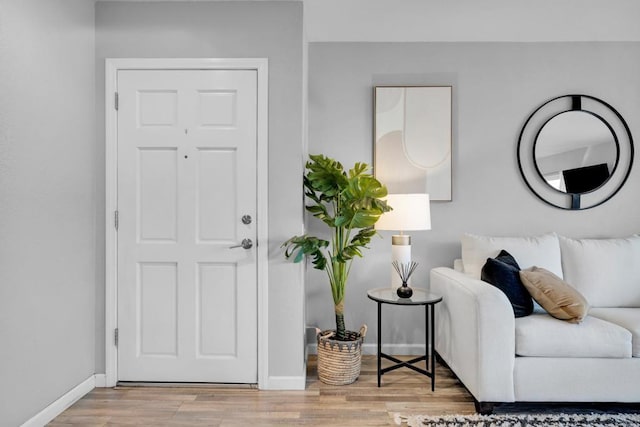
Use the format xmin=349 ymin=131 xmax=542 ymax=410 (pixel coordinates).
xmin=241 ymin=215 xmax=252 ymax=225
xmin=229 ymin=238 xmax=253 ymax=250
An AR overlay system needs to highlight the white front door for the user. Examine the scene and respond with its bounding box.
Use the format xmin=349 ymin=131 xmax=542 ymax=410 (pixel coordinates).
xmin=116 ymin=69 xmax=258 ymax=383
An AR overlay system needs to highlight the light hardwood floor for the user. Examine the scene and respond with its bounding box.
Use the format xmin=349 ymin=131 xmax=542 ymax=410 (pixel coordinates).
xmin=49 ymin=355 xmax=476 ymax=426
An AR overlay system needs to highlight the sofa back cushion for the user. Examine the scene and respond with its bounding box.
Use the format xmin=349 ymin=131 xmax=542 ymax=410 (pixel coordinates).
xmin=560 ymin=235 xmax=640 ymax=307
xmin=461 ymin=233 xmax=563 ymax=280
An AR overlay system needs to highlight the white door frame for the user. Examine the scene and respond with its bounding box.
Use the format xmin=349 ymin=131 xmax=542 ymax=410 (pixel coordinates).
xmin=105 ymin=58 xmax=269 ymax=388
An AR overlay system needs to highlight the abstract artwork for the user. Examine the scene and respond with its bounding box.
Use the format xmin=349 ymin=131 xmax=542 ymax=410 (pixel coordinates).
xmin=374 ymin=86 xmax=452 ymax=201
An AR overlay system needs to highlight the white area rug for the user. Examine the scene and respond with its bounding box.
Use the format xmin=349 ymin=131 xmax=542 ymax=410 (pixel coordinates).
xmin=394 ymin=412 xmax=640 ymax=427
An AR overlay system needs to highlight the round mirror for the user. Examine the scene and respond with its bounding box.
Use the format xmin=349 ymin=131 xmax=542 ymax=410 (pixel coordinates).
xmin=534 ymin=111 xmax=618 ymax=194
xmin=517 ymin=94 xmax=633 ymax=210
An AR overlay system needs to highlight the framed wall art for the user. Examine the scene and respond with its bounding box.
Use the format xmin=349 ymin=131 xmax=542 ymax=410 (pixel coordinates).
xmin=374 ymin=86 xmax=452 ymax=201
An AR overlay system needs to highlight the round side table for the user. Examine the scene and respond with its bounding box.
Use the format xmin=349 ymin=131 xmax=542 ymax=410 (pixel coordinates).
xmin=367 ymin=287 xmax=443 ymax=390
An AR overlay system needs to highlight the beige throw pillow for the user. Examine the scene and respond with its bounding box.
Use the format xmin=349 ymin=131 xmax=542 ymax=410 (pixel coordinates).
xmin=519 ymin=266 xmax=589 ymax=323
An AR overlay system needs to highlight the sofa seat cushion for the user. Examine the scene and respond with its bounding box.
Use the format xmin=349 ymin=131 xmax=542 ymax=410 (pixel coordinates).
xmin=461 ymin=233 xmax=563 ymax=280
xmin=515 ymin=313 xmax=632 ymax=358
xmin=590 ymin=308 xmax=640 ymax=357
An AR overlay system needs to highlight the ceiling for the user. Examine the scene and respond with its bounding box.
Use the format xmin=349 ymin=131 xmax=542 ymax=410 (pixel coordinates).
xmin=95 ymin=0 xmax=640 ymax=43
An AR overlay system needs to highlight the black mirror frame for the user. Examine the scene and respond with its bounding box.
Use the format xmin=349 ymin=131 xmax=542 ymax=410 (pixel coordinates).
xmin=517 ymin=94 xmax=633 ymax=210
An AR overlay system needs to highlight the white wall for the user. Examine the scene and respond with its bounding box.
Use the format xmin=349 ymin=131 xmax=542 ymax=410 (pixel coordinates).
xmin=95 ymin=0 xmax=306 ymax=380
xmin=0 ymin=1 xmax=96 ymax=425
xmin=307 ymin=41 xmax=640 ymax=349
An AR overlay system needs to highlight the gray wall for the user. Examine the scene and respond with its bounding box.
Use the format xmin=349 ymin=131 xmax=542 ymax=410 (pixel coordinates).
xmin=3 ymin=5 xmax=639 ymax=422
xmin=95 ymin=1 xmax=305 ymax=379
xmin=0 ymin=1 xmax=96 ymax=425
xmin=308 ymin=42 xmax=640 ymax=350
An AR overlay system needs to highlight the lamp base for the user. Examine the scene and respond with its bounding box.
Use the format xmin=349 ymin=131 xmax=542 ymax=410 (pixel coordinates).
xmin=391 ymin=234 xmax=412 ymax=288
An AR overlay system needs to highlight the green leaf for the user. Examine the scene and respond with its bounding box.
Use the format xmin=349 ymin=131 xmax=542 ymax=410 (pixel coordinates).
xmin=350 ymin=227 xmax=377 ymax=246
xmin=349 ymin=209 xmax=383 ymax=228
xmin=334 ymin=214 xmax=350 ymax=227
xmin=294 ymin=248 xmax=305 ymax=263
xmin=281 ymin=235 xmax=329 ymax=270
xmin=348 ymin=162 xmax=369 ymax=178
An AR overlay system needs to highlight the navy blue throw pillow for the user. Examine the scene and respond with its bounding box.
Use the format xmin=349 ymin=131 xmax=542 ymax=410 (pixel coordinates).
xmin=481 ymin=250 xmax=533 ymax=318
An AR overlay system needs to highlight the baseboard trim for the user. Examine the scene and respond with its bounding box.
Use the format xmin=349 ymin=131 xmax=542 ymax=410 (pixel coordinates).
xmin=307 ymin=343 xmax=427 ymax=356
xmin=21 ymin=375 xmax=95 ymax=427
xmin=262 ymin=375 xmax=306 ymax=390
xmin=94 ymin=374 xmax=107 ymax=388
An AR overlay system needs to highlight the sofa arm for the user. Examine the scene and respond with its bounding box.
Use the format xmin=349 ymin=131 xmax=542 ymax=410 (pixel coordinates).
xmin=431 ymin=267 xmax=515 ymax=403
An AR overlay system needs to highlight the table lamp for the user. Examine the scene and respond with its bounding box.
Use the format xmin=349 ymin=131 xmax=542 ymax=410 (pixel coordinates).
xmin=375 ymin=193 xmax=431 ymax=288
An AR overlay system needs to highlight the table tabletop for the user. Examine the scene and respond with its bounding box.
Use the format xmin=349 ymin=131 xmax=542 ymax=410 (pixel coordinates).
xmin=367 ymin=287 xmax=442 ymax=306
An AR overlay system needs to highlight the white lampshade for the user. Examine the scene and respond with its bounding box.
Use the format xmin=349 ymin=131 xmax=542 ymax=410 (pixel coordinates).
xmin=376 ymin=193 xmax=431 ymax=232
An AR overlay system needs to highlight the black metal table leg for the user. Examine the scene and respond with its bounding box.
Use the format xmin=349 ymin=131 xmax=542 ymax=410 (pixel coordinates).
xmin=425 ymin=304 xmax=429 ymax=374
xmin=430 ymin=303 xmax=436 ymax=391
xmin=377 ymin=301 xmax=382 ymax=387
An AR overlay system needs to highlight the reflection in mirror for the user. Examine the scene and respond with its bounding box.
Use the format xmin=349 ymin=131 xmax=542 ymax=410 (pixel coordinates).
xmin=534 ymin=111 xmax=617 ymax=193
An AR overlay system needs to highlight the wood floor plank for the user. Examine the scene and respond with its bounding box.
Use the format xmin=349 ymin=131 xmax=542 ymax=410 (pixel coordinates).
xmin=48 ymin=355 xmax=476 ymax=426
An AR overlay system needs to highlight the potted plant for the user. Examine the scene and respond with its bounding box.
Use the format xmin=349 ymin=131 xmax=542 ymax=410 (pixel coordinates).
xmin=282 ymin=154 xmax=391 ymax=385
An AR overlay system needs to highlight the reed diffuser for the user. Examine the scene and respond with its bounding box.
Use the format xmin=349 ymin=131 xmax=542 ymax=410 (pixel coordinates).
xmin=392 ymin=260 xmax=419 ymax=298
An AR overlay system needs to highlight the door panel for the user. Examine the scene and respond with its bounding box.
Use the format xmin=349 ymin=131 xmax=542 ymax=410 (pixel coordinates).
xmin=197 ymin=263 xmax=237 ymax=357
xmin=137 ymin=90 xmax=178 ymax=127
xmin=198 ymin=91 xmax=237 ymax=127
xmin=138 ymin=262 xmax=178 ymax=356
xmin=117 ymin=69 xmax=257 ymax=383
xmin=196 ymin=149 xmax=237 ymax=242
xmin=138 ymin=148 xmax=178 ymax=242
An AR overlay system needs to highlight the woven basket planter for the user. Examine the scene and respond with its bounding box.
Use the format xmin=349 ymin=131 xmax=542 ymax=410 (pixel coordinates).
xmin=316 ymin=325 xmax=367 ymax=385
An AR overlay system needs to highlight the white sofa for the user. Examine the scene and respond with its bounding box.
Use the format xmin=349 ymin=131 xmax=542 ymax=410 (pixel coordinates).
xmin=431 ymin=233 xmax=640 ymax=413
